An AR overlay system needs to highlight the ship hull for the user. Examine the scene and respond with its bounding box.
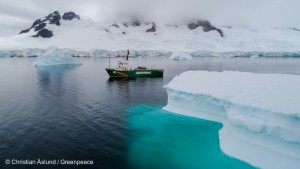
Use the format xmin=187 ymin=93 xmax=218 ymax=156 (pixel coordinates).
xmin=106 ymin=68 xmax=163 ymax=77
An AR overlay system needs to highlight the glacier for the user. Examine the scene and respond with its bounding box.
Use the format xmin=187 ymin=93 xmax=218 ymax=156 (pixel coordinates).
xmin=0 ymin=48 xmax=172 ymax=58
xmin=163 ymin=71 xmax=300 ymax=169
xmin=34 ymin=47 xmax=82 ymax=66
xmin=1 ymin=48 xmax=300 ymax=58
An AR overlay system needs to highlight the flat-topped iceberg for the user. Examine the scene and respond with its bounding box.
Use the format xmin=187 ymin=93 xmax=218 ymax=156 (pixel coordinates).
xmin=34 ymin=47 xmax=82 ymax=66
xmin=163 ymin=71 xmax=300 ymax=169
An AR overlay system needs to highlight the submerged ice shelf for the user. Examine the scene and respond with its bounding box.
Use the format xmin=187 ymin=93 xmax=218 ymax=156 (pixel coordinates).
xmin=126 ymin=104 xmax=254 ymax=169
xmin=163 ymin=71 xmax=300 ymax=169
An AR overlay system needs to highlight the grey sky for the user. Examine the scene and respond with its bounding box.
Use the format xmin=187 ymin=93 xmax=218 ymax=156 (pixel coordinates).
xmin=0 ymin=0 xmax=299 ymax=36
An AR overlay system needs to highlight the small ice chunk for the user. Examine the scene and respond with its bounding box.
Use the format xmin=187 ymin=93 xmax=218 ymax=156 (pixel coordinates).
xmin=169 ymin=51 xmax=193 ymax=60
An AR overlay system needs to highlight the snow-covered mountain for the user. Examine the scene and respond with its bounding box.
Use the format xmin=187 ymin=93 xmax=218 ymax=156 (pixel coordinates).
xmin=0 ymin=11 xmax=300 ymax=57
xmin=19 ymin=11 xmax=80 ymax=38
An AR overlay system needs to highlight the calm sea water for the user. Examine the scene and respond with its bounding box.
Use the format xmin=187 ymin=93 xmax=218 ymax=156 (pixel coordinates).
xmin=1 ymin=57 xmax=300 ymax=169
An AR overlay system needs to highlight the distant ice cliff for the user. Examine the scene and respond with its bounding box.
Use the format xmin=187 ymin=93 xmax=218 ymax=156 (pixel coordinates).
xmin=1 ymin=48 xmax=300 ymax=58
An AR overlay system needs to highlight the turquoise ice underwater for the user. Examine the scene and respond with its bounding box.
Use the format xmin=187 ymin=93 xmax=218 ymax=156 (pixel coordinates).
xmin=126 ymin=104 xmax=254 ymax=169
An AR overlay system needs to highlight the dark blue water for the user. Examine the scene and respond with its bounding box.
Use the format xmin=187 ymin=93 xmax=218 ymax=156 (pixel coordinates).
xmin=1 ymin=57 xmax=300 ymax=169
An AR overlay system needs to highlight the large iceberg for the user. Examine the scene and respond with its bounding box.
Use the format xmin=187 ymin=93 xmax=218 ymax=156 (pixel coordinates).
xmin=34 ymin=47 xmax=82 ymax=66
xmin=163 ymin=71 xmax=300 ymax=169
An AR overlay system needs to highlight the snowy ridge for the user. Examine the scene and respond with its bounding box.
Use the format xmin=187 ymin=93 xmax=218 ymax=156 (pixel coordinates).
xmin=163 ymin=71 xmax=300 ymax=169
xmin=0 ymin=16 xmax=300 ymax=55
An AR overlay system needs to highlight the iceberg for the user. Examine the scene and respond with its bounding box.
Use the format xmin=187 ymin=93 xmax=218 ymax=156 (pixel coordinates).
xmin=34 ymin=47 xmax=82 ymax=66
xmin=163 ymin=71 xmax=300 ymax=169
xmin=170 ymin=51 xmax=193 ymax=60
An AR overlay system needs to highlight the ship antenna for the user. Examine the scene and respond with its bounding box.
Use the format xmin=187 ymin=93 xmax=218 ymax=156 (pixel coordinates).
xmin=126 ymin=50 xmax=129 ymax=61
xmin=109 ymin=56 xmax=111 ymax=69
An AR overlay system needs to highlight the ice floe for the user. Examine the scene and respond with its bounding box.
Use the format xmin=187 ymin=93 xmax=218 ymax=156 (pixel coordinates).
xmin=163 ymin=71 xmax=300 ymax=169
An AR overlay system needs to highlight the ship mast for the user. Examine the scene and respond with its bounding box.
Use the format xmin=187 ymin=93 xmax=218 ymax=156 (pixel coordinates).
xmin=126 ymin=50 xmax=129 ymax=61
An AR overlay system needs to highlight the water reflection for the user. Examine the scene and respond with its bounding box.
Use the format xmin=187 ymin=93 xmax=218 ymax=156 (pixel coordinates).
xmin=35 ymin=65 xmax=79 ymax=86
xmin=106 ymin=77 xmax=166 ymax=106
xmin=34 ymin=65 xmax=82 ymax=115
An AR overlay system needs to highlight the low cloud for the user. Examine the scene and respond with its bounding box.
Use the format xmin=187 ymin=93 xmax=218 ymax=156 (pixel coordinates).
xmin=0 ymin=0 xmax=299 ymax=36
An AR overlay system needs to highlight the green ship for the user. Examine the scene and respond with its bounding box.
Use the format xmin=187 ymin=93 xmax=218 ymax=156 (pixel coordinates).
xmin=105 ymin=51 xmax=164 ymax=78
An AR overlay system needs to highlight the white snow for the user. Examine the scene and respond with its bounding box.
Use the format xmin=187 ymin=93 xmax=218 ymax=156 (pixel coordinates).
xmin=0 ymin=19 xmax=300 ymax=56
xmin=163 ymin=71 xmax=300 ymax=169
xmin=169 ymin=51 xmax=193 ymax=60
xmin=34 ymin=47 xmax=82 ymax=66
